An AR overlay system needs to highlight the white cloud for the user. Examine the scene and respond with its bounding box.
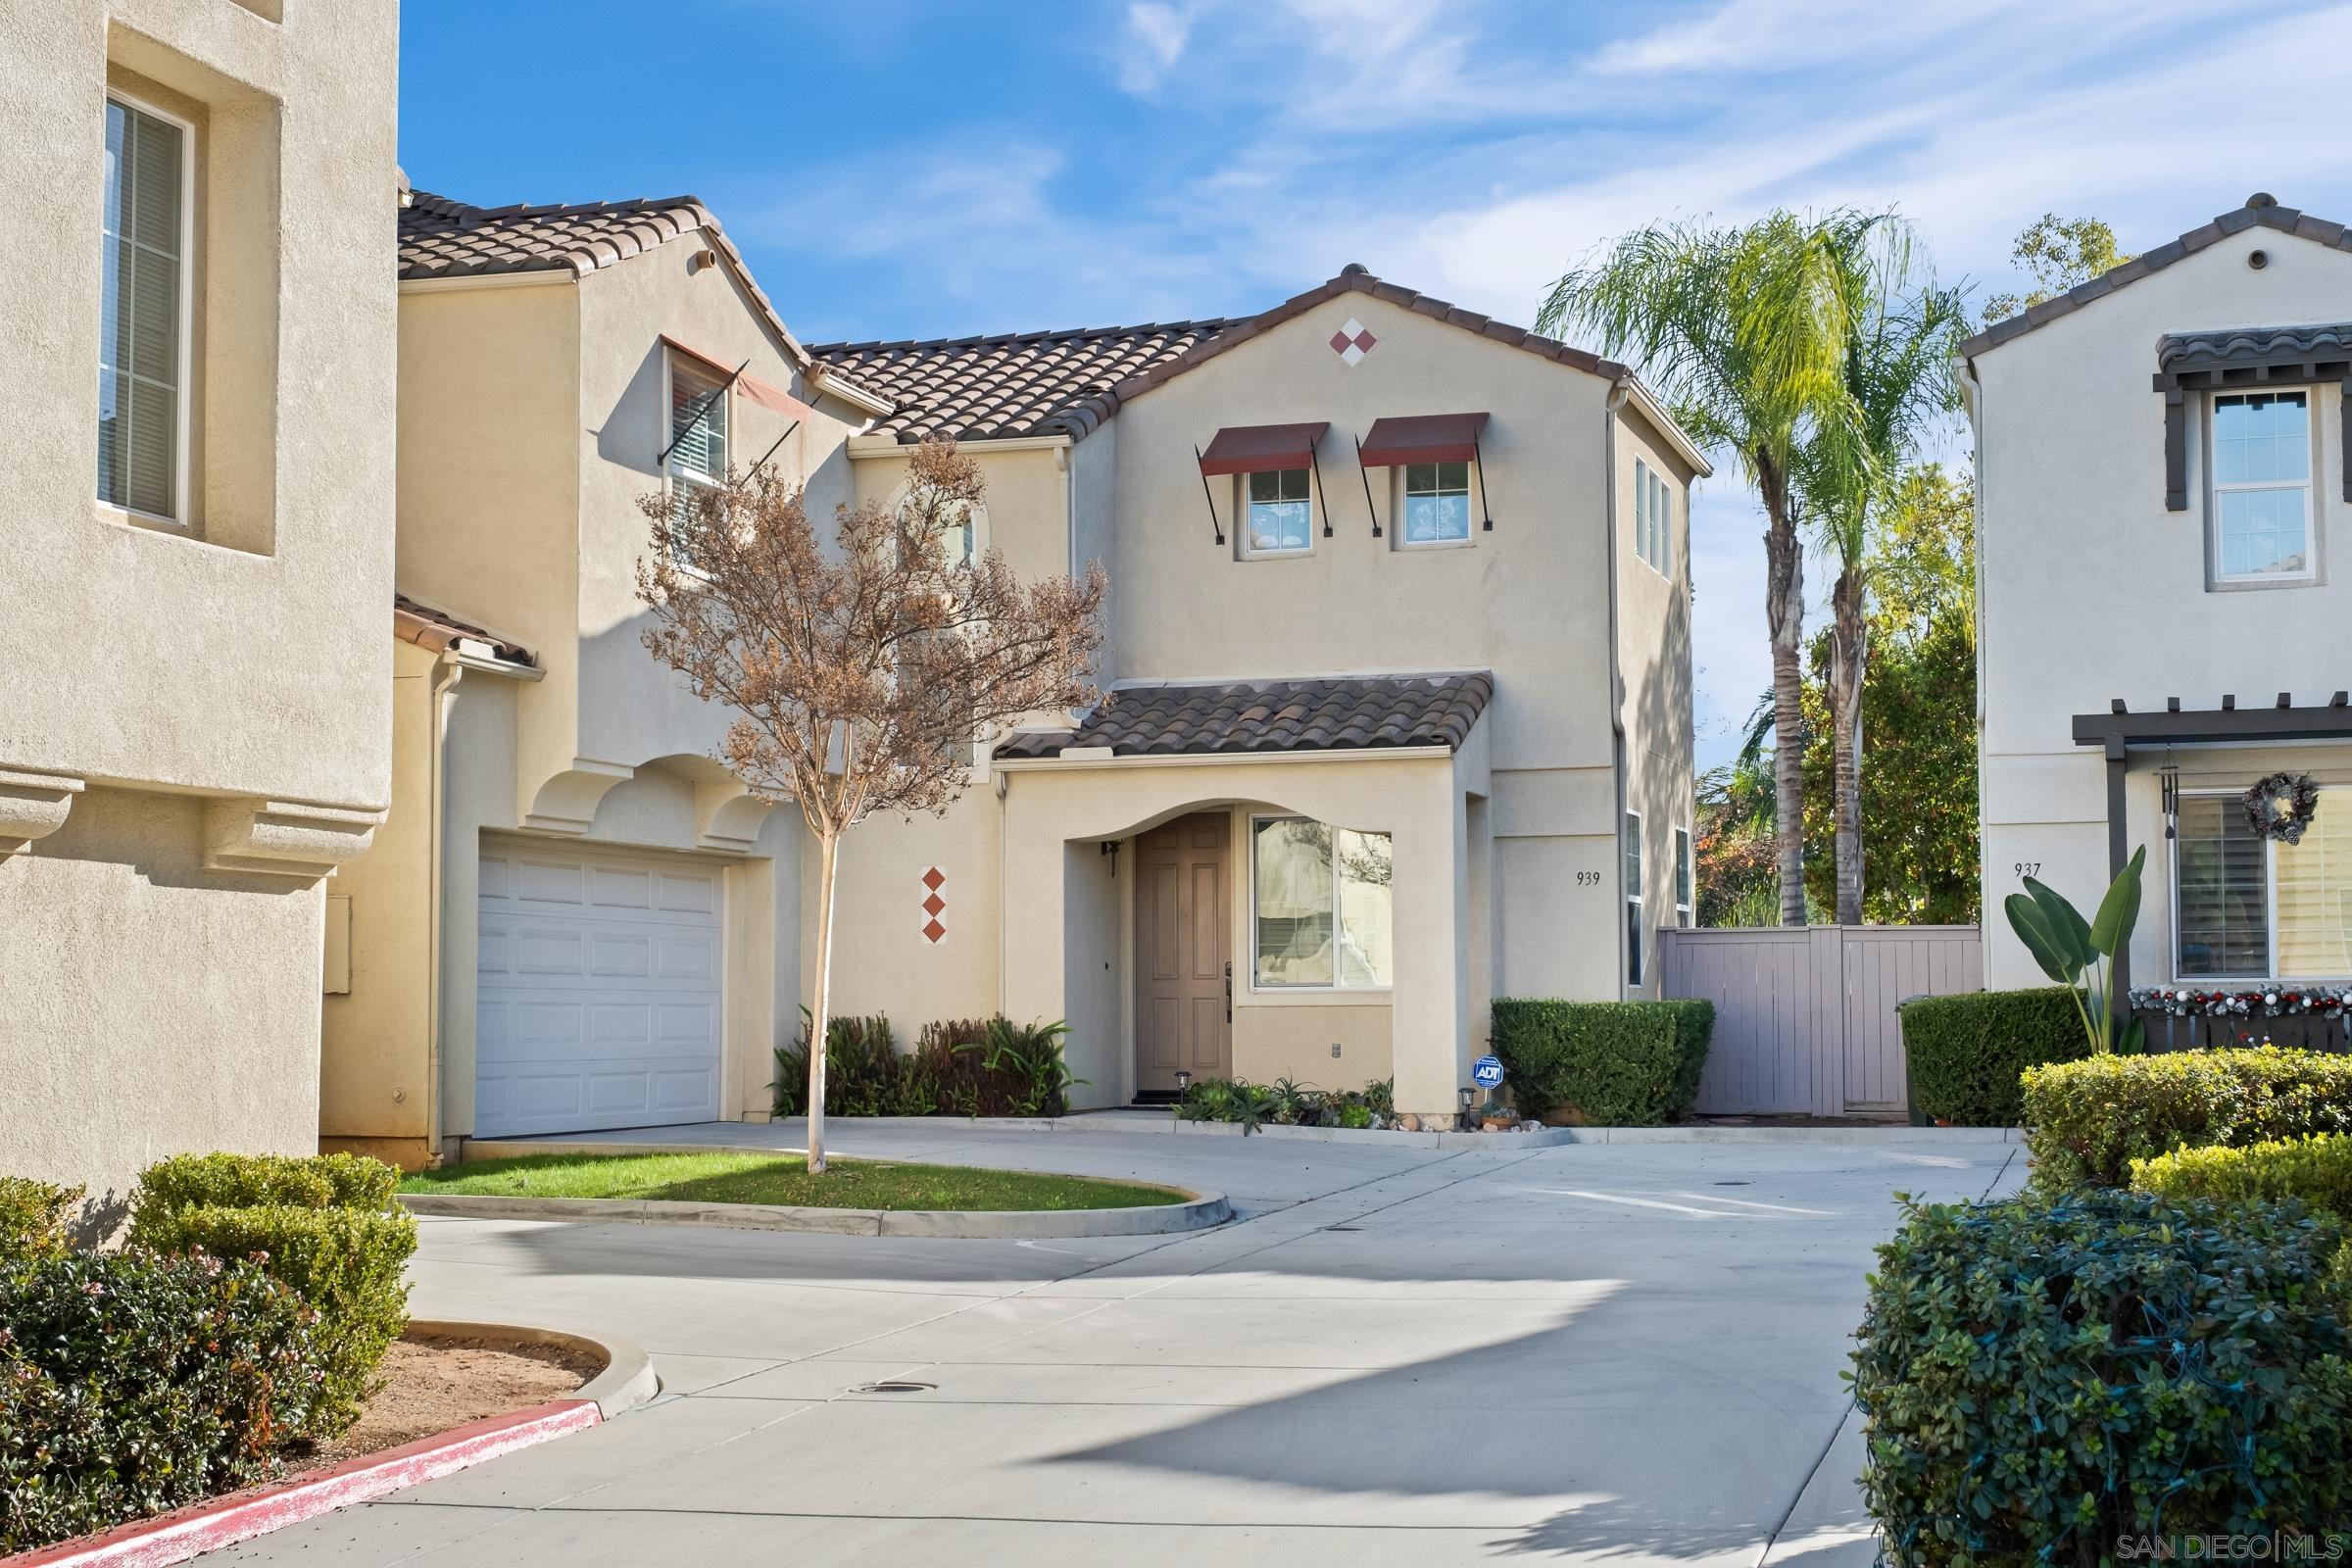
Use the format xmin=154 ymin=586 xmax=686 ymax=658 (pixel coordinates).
xmin=1119 ymin=2 xmax=1197 ymax=92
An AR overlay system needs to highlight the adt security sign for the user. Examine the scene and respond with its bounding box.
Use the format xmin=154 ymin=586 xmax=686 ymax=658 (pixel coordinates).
xmin=1471 ymin=1054 xmax=1505 ymax=1091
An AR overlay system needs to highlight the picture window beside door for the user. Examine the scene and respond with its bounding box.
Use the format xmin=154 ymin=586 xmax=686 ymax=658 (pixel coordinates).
xmin=1250 ymin=816 xmax=1392 ymax=989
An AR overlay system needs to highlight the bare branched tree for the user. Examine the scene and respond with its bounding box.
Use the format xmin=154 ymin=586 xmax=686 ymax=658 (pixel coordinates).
xmin=638 ymin=438 xmax=1106 ymax=1171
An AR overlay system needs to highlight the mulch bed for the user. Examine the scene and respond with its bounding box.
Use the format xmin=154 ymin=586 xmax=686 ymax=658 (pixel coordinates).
xmin=296 ymin=1333 xmax=600 ymax=1468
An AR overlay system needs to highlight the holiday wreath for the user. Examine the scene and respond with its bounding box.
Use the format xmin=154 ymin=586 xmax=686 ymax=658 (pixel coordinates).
xmin=2241 ymin=770 xmax=2321 ymax=844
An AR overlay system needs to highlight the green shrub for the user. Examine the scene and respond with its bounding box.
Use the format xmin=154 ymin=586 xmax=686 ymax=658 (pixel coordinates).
xmin=1488 ymin=999 xmax=1714 ymax=1126
xmin=1174 ymin=1076 xmax=1394 ymax=1132
xmin=1851 ymin=1190 xmax=2352 ymax=1561
xmin=2132 ymin=1132 xmax=2352 ymax=1219
xmin=771 ymin=1012 xmax=1082 ymax=1119
xmin=2022 ymin=1045 xmax=2352 ymax=1190
xmin=127 ymin=1204 xmax=414 ymax=1438
xmin=128 ymin=1151 xmax=414 ymax=1439
xmin=0 ymin=1177 xmax=80 ymax=1261
xmin=132 ymin=1151 xmax=400 ymax=1213
xmin=1898 ymin=986 xmax=2090 ymax=1126
xmin=0 ymin=1247 xmax=329 ymax=1553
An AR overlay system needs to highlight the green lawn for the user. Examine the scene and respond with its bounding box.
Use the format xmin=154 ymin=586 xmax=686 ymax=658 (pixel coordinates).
xmin=399 ymin=1151 xmax=1188 ymax=1212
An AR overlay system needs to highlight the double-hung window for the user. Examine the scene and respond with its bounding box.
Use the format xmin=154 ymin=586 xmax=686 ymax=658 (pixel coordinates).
xmin=1674 ymin=826 xmax=1693 ymax=928
xmin=666 ymin=351 xmax=730 ymax=525
xmin=2211 ymin=391 xmax=2313 ymax=582
xmin=1624 ymin=810 xmax=1644 ymax=985
xmin=99 ymin=94 xmax=190 ymax=525
xmin=1250 ymin=816 xmax=1393 ymax=989
xmin=1246 ymin=468 xmax=1312 ymax=555
xmin=2176 ymin=788 xmax=2352 ymax=979
xmin=1633 ymin=461 xmax=1673 ymax=575
xmin=1400 ymin=461 xmax=1471 ymax=544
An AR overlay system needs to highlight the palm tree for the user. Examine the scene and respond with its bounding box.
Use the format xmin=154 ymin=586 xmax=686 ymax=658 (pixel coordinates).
xmin=1539 ymin=212 xmax=1886 ymax=925
xmin=1800 ymin=234 xmax=1967 ymax=924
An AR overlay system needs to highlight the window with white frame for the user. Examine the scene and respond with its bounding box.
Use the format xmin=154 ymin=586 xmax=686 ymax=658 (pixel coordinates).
xmin=1400 ymin=461 xmax=1471 ymax=544
xmin=666 ymin=351 xmax=730 ymax=523
xmin=2176 ymin=788 xmax=2352 ymax=979
xmin=1651 ymin=468 xmax=1674 ymax=576
xmin=1674 ymin=826 xmax=1692 ymax=928
xmin=2210 ymin=391 xmax=2313 ymax=582
xmin=1245 ymin=467 xmax=1312 ymax=555
xmin=1250 ymin=816 xmax=1393 ymax=989
xmin=98 ymin=94 xmax=190 ymax=525
xmin=1625 ymin=810 xmax=1644 ymax=985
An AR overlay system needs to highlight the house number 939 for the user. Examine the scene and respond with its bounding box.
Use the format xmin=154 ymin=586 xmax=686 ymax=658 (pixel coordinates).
xmin=1577 ymin=871 xmax=1603 ymax=886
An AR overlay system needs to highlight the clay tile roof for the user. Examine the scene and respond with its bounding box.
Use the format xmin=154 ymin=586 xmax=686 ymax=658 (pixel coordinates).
xmin=2156 ymin=320 xmax=2352 ymax=372
xmin=394 ymin=186 xmax=885 ymax=410
xmin=803 ymin=319 xmax=1238 ymax=444
xmin=393 ymin=592 xmax=535 ymax=666
xmin=1961 ymin=194 xmax=2352 ymax=360
xmin=996 ymin=672 xmax=1493 ymax=760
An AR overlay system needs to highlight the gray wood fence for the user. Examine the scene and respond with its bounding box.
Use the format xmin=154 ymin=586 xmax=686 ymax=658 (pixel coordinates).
xmin=1658 ymin=925 xmax=1984 ymax=1116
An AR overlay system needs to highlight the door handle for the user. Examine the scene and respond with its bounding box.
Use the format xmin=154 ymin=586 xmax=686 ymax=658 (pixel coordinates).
xmin=1224 ymin=961 xmax=1233 ymax=1023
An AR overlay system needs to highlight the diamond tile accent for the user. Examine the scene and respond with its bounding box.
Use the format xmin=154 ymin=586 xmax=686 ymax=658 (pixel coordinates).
xmin=1332 ymin=317 xmax=1376 ymax=368
xmin=922 ymin=892 xmax=946 ymax=917
xmin=922 ymin=918 xmax=946 ymax=945
xmin=921 ymin=865 xmax=947 ymax=892
xmin=919 ymin=865 xmax=946 ymax=943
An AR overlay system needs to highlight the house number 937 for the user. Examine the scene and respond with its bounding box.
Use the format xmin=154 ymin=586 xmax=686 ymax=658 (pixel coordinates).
xmin=2013 ymin=861 xmax=2041 ymax=879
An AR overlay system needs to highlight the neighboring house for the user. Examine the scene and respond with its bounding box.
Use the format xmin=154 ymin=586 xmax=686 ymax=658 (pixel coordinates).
xmin=809 ymin=267 xmax=1707 ymax=1126
xmin=318 ymin=184 xmax=890 ymax=1163
xmin=1967 ymin=193 xmax=2352 ymax=1000
xmin=0 ymin=1 xmax=399 ymax=1198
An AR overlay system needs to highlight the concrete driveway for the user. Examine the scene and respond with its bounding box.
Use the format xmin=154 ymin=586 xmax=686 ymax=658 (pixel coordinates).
xmin=216 ymin=1127 xmax=2021 ymax=1567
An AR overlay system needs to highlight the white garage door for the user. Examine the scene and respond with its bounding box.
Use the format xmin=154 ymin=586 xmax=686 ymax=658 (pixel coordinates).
xmin=475 ymin=839 xmax=723 ymax=1138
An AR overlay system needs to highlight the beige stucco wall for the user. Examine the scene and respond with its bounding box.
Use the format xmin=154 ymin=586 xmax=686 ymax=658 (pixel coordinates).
xmin=1972 ymin=225 xmax=2352 ymax=987
xmin=1614 ymin=405 xmax=1700 ymax=996
xmin=0 ymin=1 xmax=398 ymax=1197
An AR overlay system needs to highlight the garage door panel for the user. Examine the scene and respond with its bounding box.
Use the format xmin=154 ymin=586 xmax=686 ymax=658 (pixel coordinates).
xmin=475 ymin=838 xmax=725 ymax=1137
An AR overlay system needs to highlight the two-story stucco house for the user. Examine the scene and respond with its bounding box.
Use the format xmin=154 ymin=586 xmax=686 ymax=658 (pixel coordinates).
xmin=808 ymin=269 xmax=1709 ymax=1128
xmin=0 ymin=0 xmax=399 ymax=1198
xmin=1968 ymin=193 xmax=2352 ymax=1002
xmin=319 ymin=185 xmax=1705 ymax=1159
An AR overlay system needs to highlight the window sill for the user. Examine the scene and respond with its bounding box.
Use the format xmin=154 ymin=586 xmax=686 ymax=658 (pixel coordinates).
xmin=1244 ymin=986 xmax=1395 ymax=1006
xmin=2208 ymin=573 xmax=2320 ymax=593
xmin=1393 ymin=536 xmax=1476 ymax=553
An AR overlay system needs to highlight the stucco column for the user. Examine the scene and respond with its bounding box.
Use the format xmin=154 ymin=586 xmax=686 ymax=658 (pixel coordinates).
xmin=1391 ymin=765 xmax=1468 ymax=1123
xmin=1001 ymin=784 xmax=1069 ymax=1051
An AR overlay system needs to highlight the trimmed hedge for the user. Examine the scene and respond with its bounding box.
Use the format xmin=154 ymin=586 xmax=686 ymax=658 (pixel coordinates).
xmin=1 ymin=1248 xmax=329 ymax=1553
xmin=1851 ymin=1190 xmax=2352 ymax=1560
xmin=1488 ymin=999 xmax=1714 ymax=1126
xmin=1897 ymin=986 xmax=2090 ymax=1126
xmin=0 ymin=1177 xmax=79 ymax=1261
xmin=2132 ymin=1132 xmax=2352 ymax=1220
xmin=2022 ymin=1045 xmax=2352 ymax=1190
xmin=128 ymin=1152 xmax=414 ymax=1438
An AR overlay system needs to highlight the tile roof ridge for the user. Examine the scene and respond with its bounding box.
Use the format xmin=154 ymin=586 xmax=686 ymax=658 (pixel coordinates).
xmin=803 ymin=317 xmax=1237 ymax=358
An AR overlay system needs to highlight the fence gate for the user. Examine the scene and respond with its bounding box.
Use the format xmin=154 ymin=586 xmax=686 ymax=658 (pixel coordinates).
xmin=1657 ymin=925 xmax=1983 ymax=1116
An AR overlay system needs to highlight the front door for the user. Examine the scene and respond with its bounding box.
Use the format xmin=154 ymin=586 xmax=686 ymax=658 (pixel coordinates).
xmin=1135 ymin=811 xmax=1232 ymax=1095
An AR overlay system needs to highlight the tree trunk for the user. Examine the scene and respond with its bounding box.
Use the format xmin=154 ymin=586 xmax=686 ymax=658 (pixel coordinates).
xmin=807 ymin=828 xmax=840 ymax=1175
xmin=1828 ymin=562 xmax=1867 ymax=926
xmin=1758 ymin=453 xmax=1808 ymax=926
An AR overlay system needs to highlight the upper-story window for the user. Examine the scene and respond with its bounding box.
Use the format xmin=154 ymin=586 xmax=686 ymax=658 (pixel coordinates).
xmin=2211 ymin=391 xmax=2313 ymax=583
xmin=666 ymin=351 xmax=730 ymax=519
xmin=1246 ymin=468 xmax=1312 ymax=556
xmin=1401 ymin=461 xmax=1471 ymax=545
xmin=99 ymin=94 xmax=190 ymax=526
xmin=1634 ymin=460 xmax=1673 ymax=576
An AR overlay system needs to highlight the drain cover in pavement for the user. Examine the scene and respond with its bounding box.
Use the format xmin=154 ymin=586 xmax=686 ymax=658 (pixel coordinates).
xmin=849 ymin=1381 xmax=936 ymax=1394
xmin=1713 ymin=1181 xmax=1752 ymax=1187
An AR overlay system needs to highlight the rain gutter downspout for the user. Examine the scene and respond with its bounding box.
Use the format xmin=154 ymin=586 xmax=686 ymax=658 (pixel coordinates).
xmin=1605 ymin=381 xmax=1632 ymax=999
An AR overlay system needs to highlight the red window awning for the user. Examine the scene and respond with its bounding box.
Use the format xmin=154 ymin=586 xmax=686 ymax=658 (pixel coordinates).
xmin=660 ymin=334 xmax=815 ymax=421
xmin=1197 ymin=421 xmax=1329 ymax=475
xmin=1357 ymin=412 xmax=1490 ymax=467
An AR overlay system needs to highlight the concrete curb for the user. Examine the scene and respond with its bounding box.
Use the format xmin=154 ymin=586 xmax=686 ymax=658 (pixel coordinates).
xmin=405 ymin=1319 xmax=659 ymax=1421
xmin=0 ymin=1317 xmax=656 ymax=1568
xmin=400 ymin=1187 xmax=1233 ymax=1239
xmin=1558 ymin=1125 xmax=2026 ymax=1145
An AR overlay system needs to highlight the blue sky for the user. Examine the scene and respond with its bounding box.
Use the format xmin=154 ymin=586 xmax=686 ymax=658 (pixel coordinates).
xmin=400 ymin=0 xmax=2352 ymax=768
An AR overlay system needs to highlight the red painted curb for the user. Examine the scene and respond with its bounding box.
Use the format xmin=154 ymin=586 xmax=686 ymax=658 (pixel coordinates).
xmin=5 ymin=1397 xmax=603 ymax=1568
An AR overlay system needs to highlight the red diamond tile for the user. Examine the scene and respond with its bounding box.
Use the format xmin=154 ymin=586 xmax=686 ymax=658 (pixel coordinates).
xmin=922 ymin=918 xmax=946 ymax=944
xmin=922 ymin=892 xmax=946 ymax=917
xmin=920 ymin=865 xmax=946 ymax=891
xmin=1328 ymin=330 xmax=1351 ymax=354
xmin=1353 ymin=329 xmax=1377 ymax=352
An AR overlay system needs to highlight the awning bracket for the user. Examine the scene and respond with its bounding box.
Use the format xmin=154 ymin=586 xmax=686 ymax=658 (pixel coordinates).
xmin=1309 ymin=441 xmax=1333 ymax=537
xmin=748 ymin=419 xmax=800 ymax=480
xmin=656 ymin=359 xmax=750 ymax=468
xmin=1353 ymin=435 xmax=1383 ymax=537
xmin=1473 ymin=431 xmax=1494 ymax=530
xmin=1194 ymin=444 xmax=1226 ymax=545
